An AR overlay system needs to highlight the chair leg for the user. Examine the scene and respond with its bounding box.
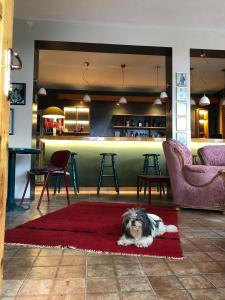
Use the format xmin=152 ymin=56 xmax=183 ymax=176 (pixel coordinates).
xmin=20 ymin=174 xmax=31 ymax=205
xmin=37 ymin=173 xmax=49 ymax=209
xmin=97 ymin=156 xmax=105 ymax=195
xmin=54 ymin=176 xmax=60 ymax=195
xmin=46 ymin=181 xmax=50 ymax=202
xmin=112 ymin=156 xmax=119 ymax=194
xmin=63 ymin=170 xmax=70 ymax=206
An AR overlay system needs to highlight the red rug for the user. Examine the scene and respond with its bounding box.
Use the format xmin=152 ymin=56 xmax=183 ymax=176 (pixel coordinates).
xmin=5 ymin=201 xmax=183 ymax=258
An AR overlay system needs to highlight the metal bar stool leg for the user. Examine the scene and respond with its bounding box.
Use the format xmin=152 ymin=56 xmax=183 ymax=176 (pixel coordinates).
xmin=63 ymin=170 xmax=70 ymax=206
xmin=37 ymin=173 xmax=50 ymax=209
xmin=140 ymin=155 xmax=148 ymax=192
xmin=97 ymin=155 xmax=105 ymax=195
xmin=112 ymin=155 xmax=119 ymax=194
xmin=20 ymin=174 xmax=31 ymax=205
xmin=71 ymin=154 xmax=79 ymax=194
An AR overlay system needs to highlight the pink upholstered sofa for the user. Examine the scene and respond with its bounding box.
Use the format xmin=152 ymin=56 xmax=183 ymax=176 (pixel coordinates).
xmin=198 ymin=145 xmax=225 ymax=166
xmin=163 ymin=139 xmax=225 ymax=212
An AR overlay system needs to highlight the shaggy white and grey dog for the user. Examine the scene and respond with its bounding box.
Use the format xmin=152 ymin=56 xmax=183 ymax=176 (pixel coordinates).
xmin=117 ymin=208 xmax=178 ymax=248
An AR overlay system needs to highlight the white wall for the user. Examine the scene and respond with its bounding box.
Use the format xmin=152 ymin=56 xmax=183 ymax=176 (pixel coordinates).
xmin=11 ymin=19 xmax=225 ymax=197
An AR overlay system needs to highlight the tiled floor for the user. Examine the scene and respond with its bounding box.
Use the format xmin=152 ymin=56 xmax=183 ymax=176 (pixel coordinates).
xmin=1 ymin=188 xmax=225 ymax=300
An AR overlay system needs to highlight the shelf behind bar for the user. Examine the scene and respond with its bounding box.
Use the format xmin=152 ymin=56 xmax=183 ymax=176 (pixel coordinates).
xmin=112 ymin=126 xmax=166 ymax=129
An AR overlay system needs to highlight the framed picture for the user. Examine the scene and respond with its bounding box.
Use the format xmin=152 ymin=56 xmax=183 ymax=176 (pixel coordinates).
xmin=9 ymin=83 xmax=26 ymax=105
xmin=176 ymin=87 xmax=187 ymax=101
xmin=176 ymin=132 xmax=187 ymax=145
xmin=177 ymin=102 xmax=187 ymax=116
xmin=9 ymin=108 xmax=14 ymax=135
xmin=177 ymin=116 xmax=187 ymax=131
xmin=176 ymin=72 xmax=187 ymax=87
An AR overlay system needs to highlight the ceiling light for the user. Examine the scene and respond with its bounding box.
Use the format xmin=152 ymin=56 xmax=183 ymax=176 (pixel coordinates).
xmin=82 ymin=61 xmax=91 ymax=102
xmin=119 ymin=96 xmax=127 ymax=104
xmin=153 ymin=98 xmax=162 ymax=105
xmin=37 ymin=87 xmax=47 ymax=96
xmin=199 ymin=94 xmax=210 ymax=106
xmin=222 ymin=98 xmax=225 ymax=106
xmin=160 ymin=91 xmax=168 ymax=99
xmin=118 ymin=64 xmax=127 ymax=104
xmin=191 ymin=98 xmax=196 ymax=106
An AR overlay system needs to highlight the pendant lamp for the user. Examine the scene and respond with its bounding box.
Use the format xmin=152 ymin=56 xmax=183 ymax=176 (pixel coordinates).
xmin=82 ymin=61 xmax=91 ymax=102
xmin=37 ymin=87 xmax=47 ymax=96
xmin=160 ymin=91 xmax=168 ymax=99
xmin=190 ymin=68 xmax=196 ymax=106
xmin=118 ymin=64 xmax=127 ymax=104
xmin=153 ymin=66 xmax=162 ymax=105
xmin=221 ymin=69 xmax=225 ymax=106
xmin=199 ymin=94 xmax=210 ymax=106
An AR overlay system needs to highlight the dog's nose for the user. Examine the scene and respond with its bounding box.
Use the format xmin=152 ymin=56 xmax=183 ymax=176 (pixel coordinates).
xmin=131 ymin=220 xmax=135 ymax=226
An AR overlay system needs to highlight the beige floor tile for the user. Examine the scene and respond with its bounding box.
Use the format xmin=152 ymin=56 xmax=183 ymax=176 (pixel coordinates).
xmin=87 ymin=255 xmax=114 ymax=265
xmin=188 ymin=288 xmax=221 ymax=300
xmin=184 ymin=252 xmax=213 ymax=262
xmin=60 ymin=255 xmax=86 ymax=265
xmin=52 ymin=278 xmax=85 ymax=295
xmin=6 ymin=257 xmax=36 ymax=268
xmin=112 ymin=256 xmax=138 ymax=264
xmin=142 ymin=262 xmax=172 ymax=276
xmin=121 ymin=291 xmax=158 ymax=300
xmin=87 ymin=293 xmax=120 ymax=300
xmin=206 ymin=251 xmax=225 ymax=261
xmin=33 ymin=256 xmax=61 ymax=267
xmin=195 ymin=262 xmax=224 ymax=273
xmin=167 ymin=260 xmax=200 ymax=275
xmin=218 ymin=288 xmax=225 ymax=299
xmin=118 ymin=276 xmax=151 ymax=292
xmin=2 ymin=280 xmax=23 ymax=296
xmin=115 ymin=264 xmax=144 ymax=276
xmin=17 ymin=279 xmax=54 ymax=296
xmin=15 ymin=297 xmax=48 ymax=300
xmin=3 ymin=248 xmax=18 ymax=258
xmin=148 ymin=275 xmax=183 ymax=291
xmin=204 ymin=273 xmax=225 ymax=288
xmin=27 ymin=266 xmax=57 ymax=279
xmin=39 ymin=249 xmax=63 ymax=256
xmin=3 ymin=266 xmax=31 ymax=280
xmin=88 ymin=264 xmax=115 ymax=277
xmin=178 ymin=275 xmax=214 ymax=289
xmin=14 ymin=248 xmax=41 ymax=257
xmin=56 ymin=265 xmax=85 ymax=278
xmin=156 ymin=289 xmax=193 ymax=300
xmin=87 ymin=277 xmax=118 ymax=293
xmin=138 ymin=256 xmax=165 ymax=264
xmin=49 ymin=295 xmax=84 ymax=300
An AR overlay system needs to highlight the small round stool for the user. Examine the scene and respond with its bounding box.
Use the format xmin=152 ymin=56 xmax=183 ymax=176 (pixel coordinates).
xmin=97 ymin=153 xmax=119 ymax=195
xmin=54 ymin=152 xmax=79 ymax=195
xmin=140 ymin=153 xmax=165 ymax=194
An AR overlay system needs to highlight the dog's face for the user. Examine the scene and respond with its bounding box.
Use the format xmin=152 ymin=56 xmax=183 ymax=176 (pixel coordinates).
xmin=122 ymin=208 xmax=152 ymax=240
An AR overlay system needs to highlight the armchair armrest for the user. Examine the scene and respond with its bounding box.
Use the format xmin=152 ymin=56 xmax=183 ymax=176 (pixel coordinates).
xmin=183 ymin=165 xmax=225 ymax=187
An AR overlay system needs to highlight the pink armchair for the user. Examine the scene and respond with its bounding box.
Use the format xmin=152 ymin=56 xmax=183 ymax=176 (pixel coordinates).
xmin=163 ymin=139 xmax=225 ymax=212
xmin=198 ymin=145 xmax=225 ymax=166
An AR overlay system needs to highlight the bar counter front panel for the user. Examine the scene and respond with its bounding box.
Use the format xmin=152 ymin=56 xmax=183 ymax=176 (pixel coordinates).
xmin=39 ymin=137 xmax=166 ymax=187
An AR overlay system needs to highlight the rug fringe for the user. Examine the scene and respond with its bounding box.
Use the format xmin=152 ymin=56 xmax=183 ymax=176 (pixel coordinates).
xmin=4 ymin=242 xmax=183 ymax=260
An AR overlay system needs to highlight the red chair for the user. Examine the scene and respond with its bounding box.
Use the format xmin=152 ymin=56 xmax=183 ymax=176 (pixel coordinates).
xmin=20 ymin=150 xmax=71 ymax=209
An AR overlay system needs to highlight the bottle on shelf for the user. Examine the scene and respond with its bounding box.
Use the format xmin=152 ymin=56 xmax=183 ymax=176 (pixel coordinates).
xmin=135 ymin=132 xmax=138 ymax=137
xmin=144 ymin=118 xmax=149 ymax=127
xmin=137 ymin=120 xmax=142 ymax=127
xmin=126 ymin=120 xmax=130 ymax=127
xmin=130 ymin=119 xmax=135 ymax=126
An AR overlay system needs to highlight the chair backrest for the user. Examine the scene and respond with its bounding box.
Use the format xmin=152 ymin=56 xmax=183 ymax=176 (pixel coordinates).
xmin=162 ymin=139 xmax=192 ymax=197
xmin=198 ymin=145 xmax=225 ymax=166
xmin=49 ymin=150 xmax=71 ymax=169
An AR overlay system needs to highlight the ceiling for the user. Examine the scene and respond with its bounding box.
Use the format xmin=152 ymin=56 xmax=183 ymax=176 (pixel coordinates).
xmin=38 ymin=50 xmax=225 ymax=95
xmin=14 ymin=0 xmax=225 ymax=31
xmin=38 ymin=50 xmax=166 ymax=93
xmin=15 ymin=1 xmax=225 ymax=96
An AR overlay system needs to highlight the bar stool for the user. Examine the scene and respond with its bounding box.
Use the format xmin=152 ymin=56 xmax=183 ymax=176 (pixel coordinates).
xmin=97 ymin=153 xmax=119 ymax=195
xmin=140 ymin=153 xmax=165 ymax=194
xmin=54 ymin=152 xmax=79 ymax=195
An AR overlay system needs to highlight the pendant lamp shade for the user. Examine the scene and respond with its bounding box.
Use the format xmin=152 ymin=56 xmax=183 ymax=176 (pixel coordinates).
xmin=153 ymin=98 xmax=162 ymax=105
xmin=191 ymin=98 xmax=196 ymax=106
xmin=42 ymin=106 xmax=65 ymax=119
xmin=83 ymin=94 xmax=91 ymax=102
xmin=38 ymin=87 xmax=47 ymax=96
xmin=221 ymin=98 xmax=225 ymax=106
xmin=199 ymin=94 xmax=210 ymax=106
xmin=118 ymin=96 xmax=127 ymax=104
xmin=160 ymin=91 xmax=168 ymax=99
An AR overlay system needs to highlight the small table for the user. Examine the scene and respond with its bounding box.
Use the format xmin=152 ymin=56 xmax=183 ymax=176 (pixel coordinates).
xmin=137 ymin=175 xmax=170 ymax=204
xmin=7 ymin=147 xmax=40 ymax=211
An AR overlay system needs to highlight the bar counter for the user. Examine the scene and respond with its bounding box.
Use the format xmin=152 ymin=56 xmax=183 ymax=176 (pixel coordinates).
xmin=38 ymin=136 xmax=225 ymax=187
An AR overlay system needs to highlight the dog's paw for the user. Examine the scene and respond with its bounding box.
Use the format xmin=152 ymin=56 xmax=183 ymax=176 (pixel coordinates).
xmin=117 ymin=239 xmax=126 ymax=246
xmin=135 ymin=242 xmax=148 ymax=248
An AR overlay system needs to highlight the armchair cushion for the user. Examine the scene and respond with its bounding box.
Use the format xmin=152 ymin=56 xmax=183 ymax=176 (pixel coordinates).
xmin=198 ymin=145 xmax=225 ymax=166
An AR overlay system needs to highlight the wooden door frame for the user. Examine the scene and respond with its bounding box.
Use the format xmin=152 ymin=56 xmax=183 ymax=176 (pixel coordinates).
xmin=0 ymin=0 xmax=14 ymax=293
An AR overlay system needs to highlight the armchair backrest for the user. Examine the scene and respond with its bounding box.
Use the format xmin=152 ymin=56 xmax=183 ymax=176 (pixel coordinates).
xmin=162 ymin=139 xmax=192 ymax=196
xmin=198 ymin=145 xmax=225 ymax=166
xmin=50 ymin=150 xmax=71 ymax=169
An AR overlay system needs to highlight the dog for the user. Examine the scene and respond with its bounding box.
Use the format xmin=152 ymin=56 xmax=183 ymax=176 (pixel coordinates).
xmin=117 ymin=208 xmax=178 ymax=248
